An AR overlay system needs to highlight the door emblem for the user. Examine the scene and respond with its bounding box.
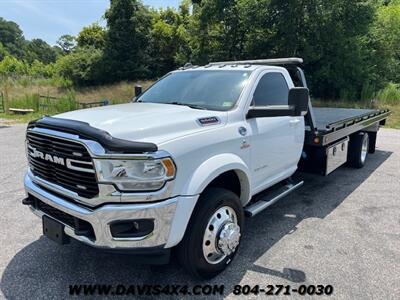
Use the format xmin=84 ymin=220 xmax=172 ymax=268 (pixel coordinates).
xmin=197 ymin=117 xmax=220 ymax=126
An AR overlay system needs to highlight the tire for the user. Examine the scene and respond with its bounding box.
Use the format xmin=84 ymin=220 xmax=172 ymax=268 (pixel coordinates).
xmin=177 ymin=187 xmax=244 ymax=279
xmin=368 ymin=132 xmax=377 ymax=154
xmin=347 ymin=132 xmax=369 ymax=168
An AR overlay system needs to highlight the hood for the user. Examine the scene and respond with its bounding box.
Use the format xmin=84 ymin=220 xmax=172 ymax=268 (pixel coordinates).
xmin=55 ymin=102 xmax=227 ymax=145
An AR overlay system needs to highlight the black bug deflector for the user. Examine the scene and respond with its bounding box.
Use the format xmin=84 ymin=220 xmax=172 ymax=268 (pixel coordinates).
xmin=28 ymin=116 xmax=158 ymax=154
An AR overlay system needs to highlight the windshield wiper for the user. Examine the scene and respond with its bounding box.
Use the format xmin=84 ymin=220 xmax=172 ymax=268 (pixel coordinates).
xmin=166 ymin=101 xmax=207 ymax=110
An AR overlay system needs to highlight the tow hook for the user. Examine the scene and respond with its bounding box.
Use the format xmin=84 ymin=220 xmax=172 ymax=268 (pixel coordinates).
xmin=22 ymin=196 xmax=34 ymax=206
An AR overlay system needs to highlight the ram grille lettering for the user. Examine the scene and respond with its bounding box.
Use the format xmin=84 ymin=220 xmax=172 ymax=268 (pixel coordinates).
xmin=30 ymin=147 xmax=65 ymax=166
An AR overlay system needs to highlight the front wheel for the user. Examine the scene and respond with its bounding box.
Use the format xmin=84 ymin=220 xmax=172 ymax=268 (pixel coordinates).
xmin=177 ymin=188 xmax=244 ymax=279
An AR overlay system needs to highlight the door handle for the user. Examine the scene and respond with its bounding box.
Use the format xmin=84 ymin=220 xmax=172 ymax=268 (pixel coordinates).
xmin=289 ymin=119 xmax=301 ymax=127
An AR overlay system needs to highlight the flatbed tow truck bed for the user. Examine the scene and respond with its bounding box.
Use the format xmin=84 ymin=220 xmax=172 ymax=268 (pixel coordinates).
xmin=306 ymin=107 xmax=390 ymax=146
xmin=301 ymin=105 xmax=390 ymax=175
xmin=313 ymin=107 xmax=381 ymax=132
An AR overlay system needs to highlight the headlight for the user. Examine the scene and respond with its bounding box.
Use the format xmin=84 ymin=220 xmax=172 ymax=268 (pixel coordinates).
xmin=94 ymin=158 xmax=176 ymax=192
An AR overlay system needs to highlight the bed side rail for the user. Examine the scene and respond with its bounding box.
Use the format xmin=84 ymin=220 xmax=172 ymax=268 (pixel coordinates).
xmin=306 ymin=109 xmax=391 ymax=146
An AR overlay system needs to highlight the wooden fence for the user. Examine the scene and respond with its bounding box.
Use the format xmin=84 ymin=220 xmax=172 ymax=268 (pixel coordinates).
xmin=0 ymin=91 xmax=4 ymax=113
xmin=39 ymin=94 xmax=63 ymax=111
xmin=79 ymin=100 xmax=110 ymax=109
xmin=39 ymin=94 xmax=109 ymax=112
xmin=0 ymin=92 xmax=110 ymax=114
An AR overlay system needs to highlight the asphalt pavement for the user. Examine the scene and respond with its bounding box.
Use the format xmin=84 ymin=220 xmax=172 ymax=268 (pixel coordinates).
xmin=0 ymin=123 xmax=399 ymax=299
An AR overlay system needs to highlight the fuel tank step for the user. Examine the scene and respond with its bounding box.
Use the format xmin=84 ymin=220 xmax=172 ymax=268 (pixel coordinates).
xmin=245 ymin=179 xmax=304 ymax=217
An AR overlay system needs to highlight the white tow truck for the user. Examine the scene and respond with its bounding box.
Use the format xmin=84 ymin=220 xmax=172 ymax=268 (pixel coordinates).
xmin=22 ymin=58 xmax=390 ymax=278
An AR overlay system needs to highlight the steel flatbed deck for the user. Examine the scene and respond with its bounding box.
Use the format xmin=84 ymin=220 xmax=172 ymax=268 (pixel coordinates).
xmin=306 ymin=107 xmax=390 ymax=146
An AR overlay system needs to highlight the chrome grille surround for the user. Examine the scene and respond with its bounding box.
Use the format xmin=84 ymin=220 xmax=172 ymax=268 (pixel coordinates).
xmin=27 ymin=131 xmax=99 ymax=198
xmin=26 ymin=127 xmax=175 ymax=207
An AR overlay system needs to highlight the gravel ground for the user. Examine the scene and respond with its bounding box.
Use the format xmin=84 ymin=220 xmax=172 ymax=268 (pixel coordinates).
xmin=0 ymin=124 xmax=399 ymax=299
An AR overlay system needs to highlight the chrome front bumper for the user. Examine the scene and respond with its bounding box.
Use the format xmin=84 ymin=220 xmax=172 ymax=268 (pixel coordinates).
xmin=24 ymin=174 xmax=198 ymax=249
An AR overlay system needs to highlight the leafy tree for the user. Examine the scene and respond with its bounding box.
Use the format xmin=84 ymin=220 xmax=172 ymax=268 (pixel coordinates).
xmin=55 ymin=46 xmax=103 ymax=85
xmin=148 ymin=4 xmax=191 ymax=76
xmin=0 ymin=42 xmax=9 ymax=61
xmin=0 ymin=0 xmax=398 ymax=101
xmin=174 ymin=0 xmax=192 ymax=64
xmin=52 ymin=45 xmax=64 ymax=58
xmin=24 ymin=38 xmax=57 ymax=64
xmin=29 ymin=60 xmax=55 ymax=78
xmin=103 ymin=0 xmax=151 ymax=81
xmin=370 ymin=1 xmax=400 ymax=85
xmin=247 ymin=0 xmax=375 ymax=99
xmin=0 ymin=55 xmax=28 ymax=77
xmin=56 ymin=34 xmax=76 ymax=54
xmin=186 ymin=0 xmax=379 ymax=99
xmin=77 ymin=23 xmax=106 ymax=49
xmin=188 ymin=0 xmax=216 ymax=64
xmin=0 ymin=17 xmax=26 ymax=58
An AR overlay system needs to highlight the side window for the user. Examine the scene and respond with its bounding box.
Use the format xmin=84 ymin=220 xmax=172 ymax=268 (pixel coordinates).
xmin=253 ymin=72 xmax=289 ymax=106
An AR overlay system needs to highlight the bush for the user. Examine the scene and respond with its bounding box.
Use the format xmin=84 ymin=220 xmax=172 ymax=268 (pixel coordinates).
xmin=361 ymin=81 xmax=376 ymax=102
xmin=50 ymin=76 xmax=73 ymax=89
xmin=55 ymin=47 xmax=103 ymax=85
xmin=29 ymin=60 xmax=55 ymax=78
xmin=0 ymin=55 xmax=29 ymax=77
xmin=0 ymin=42 xmax=9 ymax=60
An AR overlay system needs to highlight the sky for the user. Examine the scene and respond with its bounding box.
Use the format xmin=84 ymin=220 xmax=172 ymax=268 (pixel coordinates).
xmin=0 ymin=0 xmax=181 ymax=45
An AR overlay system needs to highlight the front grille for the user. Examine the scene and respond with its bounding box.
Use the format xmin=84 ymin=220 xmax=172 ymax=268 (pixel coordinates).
xmin=31 ymin=196 xmax=96 ymax=241
xmin=27 ymin=131 xmax=99 ymax=198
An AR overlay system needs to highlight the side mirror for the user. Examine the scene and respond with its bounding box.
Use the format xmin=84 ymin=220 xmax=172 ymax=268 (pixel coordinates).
xmin=134 ymin=85 xmax=143 ymax=97
xmin=132 ymin=85 xmax=143 ymax=102
xmin=288 ymin=87 xmax=309 ymax=116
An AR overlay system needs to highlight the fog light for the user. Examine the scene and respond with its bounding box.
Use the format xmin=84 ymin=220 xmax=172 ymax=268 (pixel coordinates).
xmin=110 ymin=219 xmax=154 ymax=239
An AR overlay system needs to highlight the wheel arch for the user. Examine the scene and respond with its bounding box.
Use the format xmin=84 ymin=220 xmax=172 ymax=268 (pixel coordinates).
xmin=182 ymin=153 xmax=251 ymax=206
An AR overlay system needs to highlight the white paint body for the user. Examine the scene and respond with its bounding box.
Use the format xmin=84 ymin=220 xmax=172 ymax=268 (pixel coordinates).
xmin=55 ymin=65 xmax=305 ymax=248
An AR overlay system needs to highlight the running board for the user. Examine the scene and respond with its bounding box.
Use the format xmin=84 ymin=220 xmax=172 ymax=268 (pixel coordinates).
xmin=245 ymin=180 xmax=304 ymax=217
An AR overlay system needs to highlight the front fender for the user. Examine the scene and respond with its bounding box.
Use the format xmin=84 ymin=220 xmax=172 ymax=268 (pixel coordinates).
xmin=182 ymin=153 xmax=251 ymax=205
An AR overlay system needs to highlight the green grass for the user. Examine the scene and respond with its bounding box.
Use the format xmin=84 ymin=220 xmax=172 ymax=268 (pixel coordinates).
xmin=386 ymin=105 xmax=400 ymax=128
xmin=0 ymin=79 xmax=153 ymax=124
xmin=375 ymin=83 xmax=400 ymax=105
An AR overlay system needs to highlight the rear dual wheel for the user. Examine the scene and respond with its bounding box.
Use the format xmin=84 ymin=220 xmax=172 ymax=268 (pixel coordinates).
xmin=177 ymin=188 xmax=244 ymax=279
xmin=347 ymin=132 xmax=369 ymax=168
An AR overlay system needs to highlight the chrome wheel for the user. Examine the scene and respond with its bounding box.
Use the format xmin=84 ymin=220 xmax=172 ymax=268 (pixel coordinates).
xmin=202 ymin=206 xmax=241 ymax=264
xmin=361 ymin=134 xmax=369 ymax=164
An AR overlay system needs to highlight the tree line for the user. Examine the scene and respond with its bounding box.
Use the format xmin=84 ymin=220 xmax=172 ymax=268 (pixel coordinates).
xmin=0 ymin=0 xmax=399 ymax=100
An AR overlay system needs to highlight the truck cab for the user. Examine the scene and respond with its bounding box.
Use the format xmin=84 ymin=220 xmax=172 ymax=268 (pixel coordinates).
xmin=22 ymin=58 xmax=389 ymax=279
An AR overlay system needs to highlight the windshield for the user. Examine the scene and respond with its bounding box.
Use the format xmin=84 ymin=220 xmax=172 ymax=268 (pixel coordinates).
xmin=138 ymin=70 xmax=251 ymax=111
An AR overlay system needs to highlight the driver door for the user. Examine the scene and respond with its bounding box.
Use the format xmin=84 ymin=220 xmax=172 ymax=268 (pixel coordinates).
xmin=246 ymin=71 xmax=303 ymax=193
